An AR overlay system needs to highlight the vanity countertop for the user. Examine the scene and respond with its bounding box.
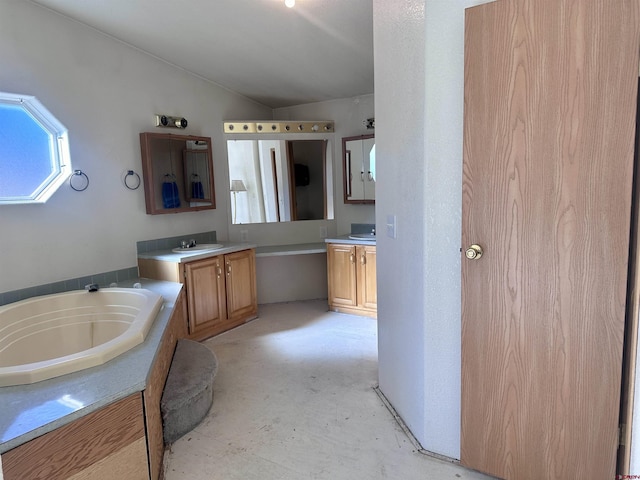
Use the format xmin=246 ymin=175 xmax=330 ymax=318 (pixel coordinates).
xmin=255 ymin=243 xmax=327 ymax=257
xmin=324 ymin=235 xmax=376 ymax=246
xmin=137 ymin=242 xmax=257 ymax=263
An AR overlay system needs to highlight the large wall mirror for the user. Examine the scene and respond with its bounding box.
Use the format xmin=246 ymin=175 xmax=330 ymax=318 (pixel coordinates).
xmin=343 ymin=134 xmax=375 ymax=204
xmin=140 ymin=132 xmax=216 ymax=215
xmin=227 ymin=139 xmax=333 ymax=224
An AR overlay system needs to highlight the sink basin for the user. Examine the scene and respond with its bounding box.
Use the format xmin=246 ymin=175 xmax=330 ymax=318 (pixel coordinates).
xmin=348 ymin=234 xmax=376 ymax=242
xmin=172 ymin=243 xmax=224 ymax=253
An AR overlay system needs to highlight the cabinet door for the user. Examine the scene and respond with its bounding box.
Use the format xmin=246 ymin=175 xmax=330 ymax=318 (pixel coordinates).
xmin=343 ymin=135 xmax=375 ymax=204
xmin=184 ymin=256 xmax=226 ymax=335
xmin=362 ymin=137 xmax=376 ymax=201
xmin=225 ymin=249 xmax=258 ymax=322
xmin=345 ymin=139 xmax=365 ymax=201
xmin=357 ymin=245 xmax=377 ymax=310
xmin=328 ymin=244 xmax=357 ymax=307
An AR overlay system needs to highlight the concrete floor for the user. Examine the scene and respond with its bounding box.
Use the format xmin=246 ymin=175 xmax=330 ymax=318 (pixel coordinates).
xmin=163 ymin=300 xmax=494 ymax=480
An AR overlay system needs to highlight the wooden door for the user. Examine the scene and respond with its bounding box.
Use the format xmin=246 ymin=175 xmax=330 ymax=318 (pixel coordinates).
xmin=461 ymin=1 xmax=640 ymax=479
xmin=327 ymin=244 xmax=357 ymax=308
xmin=185 ymin=256 xmax=226 ymax=336
xmin=357 ymin=245 xmax=377 ymax=311
xmin=225 ymin=249 xmax=257 ymax=322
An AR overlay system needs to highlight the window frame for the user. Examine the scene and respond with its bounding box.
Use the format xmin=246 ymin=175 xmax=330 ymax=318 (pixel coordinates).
xmin=0 ymin=92 xmax=71 ymax=204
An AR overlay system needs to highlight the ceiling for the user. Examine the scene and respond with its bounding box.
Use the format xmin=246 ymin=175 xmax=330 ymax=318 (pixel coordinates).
xmin=29 ymin=0 xmax=374 ymax=109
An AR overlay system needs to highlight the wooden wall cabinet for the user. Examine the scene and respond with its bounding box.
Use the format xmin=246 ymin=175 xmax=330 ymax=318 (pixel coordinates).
xmin=139 ymin=249 xmax=258 ymax=341
xmin=140 ymin=132 xmax=216 ymax=215
xmin=327 ymin=243 xmax=376 ymax=317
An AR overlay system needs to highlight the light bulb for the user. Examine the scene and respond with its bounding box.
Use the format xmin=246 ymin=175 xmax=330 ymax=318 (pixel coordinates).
xmin=285 ymin=0 xmax=295 ymax=7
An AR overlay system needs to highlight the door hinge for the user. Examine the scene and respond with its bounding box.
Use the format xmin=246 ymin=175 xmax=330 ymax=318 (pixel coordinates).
xmin=620 ymin=424 xmax=627 ymax=446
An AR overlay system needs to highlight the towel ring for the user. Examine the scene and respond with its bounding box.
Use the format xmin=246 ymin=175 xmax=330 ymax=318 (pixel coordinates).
xmin=69 ymin=170 xmax=89 ymax=192
xmin=124 ymin=170 xmax=141 ymax=190
xmin=163 ymin=173 xmax=177 ymax=182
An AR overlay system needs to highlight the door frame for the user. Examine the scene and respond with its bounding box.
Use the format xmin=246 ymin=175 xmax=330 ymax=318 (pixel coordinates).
xmin=617 ymin=77 xmax=640 ymax=475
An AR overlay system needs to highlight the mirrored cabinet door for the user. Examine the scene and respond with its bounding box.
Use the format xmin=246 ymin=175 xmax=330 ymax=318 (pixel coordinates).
xmin=343 ymin=134 xmax=375 ymax=204
xmin=140 ymin=132 xmax=216 ymax=215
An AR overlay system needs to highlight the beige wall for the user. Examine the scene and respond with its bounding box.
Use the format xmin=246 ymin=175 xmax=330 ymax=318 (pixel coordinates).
xmin=0 ymin=2 xmax=374 ymax=294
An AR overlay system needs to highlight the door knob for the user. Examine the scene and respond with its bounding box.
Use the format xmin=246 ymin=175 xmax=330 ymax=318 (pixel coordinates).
xmin=465 ymin=244 xmax=483 ymax=260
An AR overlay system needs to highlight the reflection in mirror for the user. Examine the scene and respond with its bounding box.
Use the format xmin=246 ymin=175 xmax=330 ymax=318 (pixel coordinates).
xmin=343 ymin=134 xmax=375 ymax=204
xmin=227 ymin=139 xmax=333 ymax=224
xmin=140 ymin=132 xmax=216 ymax=215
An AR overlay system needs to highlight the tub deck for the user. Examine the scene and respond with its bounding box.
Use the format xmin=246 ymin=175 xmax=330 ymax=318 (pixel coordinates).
xmin=0 ymin=280 xmax=182 ymax=454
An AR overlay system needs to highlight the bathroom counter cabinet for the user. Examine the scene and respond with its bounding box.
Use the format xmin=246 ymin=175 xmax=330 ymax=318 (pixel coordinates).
xmin=139 ymin=246 xmax=258 ymax=341
xmin=327 ymin=242 xmax=377 ymax=318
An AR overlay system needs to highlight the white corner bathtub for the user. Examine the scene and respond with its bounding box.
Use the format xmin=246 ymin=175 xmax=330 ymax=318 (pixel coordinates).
xmin=0 ymin=288 xmax=163 ymax=387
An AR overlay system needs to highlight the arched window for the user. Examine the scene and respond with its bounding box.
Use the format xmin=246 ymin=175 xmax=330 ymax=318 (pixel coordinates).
xmin=0 ymin=92 xmax=71 ymax=204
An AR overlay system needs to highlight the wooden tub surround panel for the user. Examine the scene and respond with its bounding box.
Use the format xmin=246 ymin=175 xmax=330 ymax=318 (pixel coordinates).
xmin=144 ymin=289 xmax=188 ymax=480
xmin=2 ymin=393 xmax=147 ymax=480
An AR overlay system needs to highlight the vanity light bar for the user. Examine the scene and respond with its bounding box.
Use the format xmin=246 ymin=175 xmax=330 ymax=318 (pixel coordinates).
xmin=223 ymin=121 xmax=334 ymax=134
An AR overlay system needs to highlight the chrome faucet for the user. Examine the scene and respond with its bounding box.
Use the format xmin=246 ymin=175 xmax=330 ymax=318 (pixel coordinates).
xmin=180 ymin=239 xmax=197 ymax=249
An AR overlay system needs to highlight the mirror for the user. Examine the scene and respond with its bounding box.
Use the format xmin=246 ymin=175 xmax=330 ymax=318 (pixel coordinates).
xmin=343 ymin=134 xmax=375 ymax=204
xmin=140 ymin=132 xmax=216 ymax=215
xmin=227 ymin=139 xmax=333 ymax=224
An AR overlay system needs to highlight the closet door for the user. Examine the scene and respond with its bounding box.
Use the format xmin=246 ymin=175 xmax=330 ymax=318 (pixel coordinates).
xmin=461 ymin=0 xmax=640 ymax=479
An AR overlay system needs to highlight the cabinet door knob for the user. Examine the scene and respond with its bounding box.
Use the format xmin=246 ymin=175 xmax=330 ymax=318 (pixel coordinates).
xmin=361 ymin=254 xmax=366 ymax=265
xmin=350 ymin=253 xmax=355 ymax=264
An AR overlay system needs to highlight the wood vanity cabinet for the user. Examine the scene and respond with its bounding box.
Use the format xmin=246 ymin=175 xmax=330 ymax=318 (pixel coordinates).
xmin=184 ymin=249 xmax=257 ymax=339
xmin=139 ymin=249 xmax=258 ymax=341
xmin=327 ymin=243 xmax=376 ymax=317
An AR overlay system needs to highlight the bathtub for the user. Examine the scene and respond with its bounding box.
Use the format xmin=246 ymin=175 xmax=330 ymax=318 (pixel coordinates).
xmin=0 ymin=288 xmax=163 ymax=387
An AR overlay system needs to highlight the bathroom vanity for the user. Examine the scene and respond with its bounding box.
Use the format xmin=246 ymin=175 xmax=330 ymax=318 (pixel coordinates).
xmin=138 ymin=244 xmax=258 ymax=341
xmin=325 ymin=237 xmax=377 ymax=318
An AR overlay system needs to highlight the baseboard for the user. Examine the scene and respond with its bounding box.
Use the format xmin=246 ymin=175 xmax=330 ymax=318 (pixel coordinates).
xmin=372 ymin=385 xmax=461 ymax=465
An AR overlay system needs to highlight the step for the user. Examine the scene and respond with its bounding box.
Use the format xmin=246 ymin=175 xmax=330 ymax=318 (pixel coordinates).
xmin=161 ymin=338 xmax=218 ymax=444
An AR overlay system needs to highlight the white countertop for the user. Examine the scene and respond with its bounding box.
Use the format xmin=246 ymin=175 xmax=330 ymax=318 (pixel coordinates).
xmin=255 ymin=243 xmax=327 ymax=257
xmin=138 ymin=242 xmax=257 ymax=263
xmin=139 ymin=242 xmax=332 ymax=261
xmin=324 ymin=235 xmax=376 ymax=246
